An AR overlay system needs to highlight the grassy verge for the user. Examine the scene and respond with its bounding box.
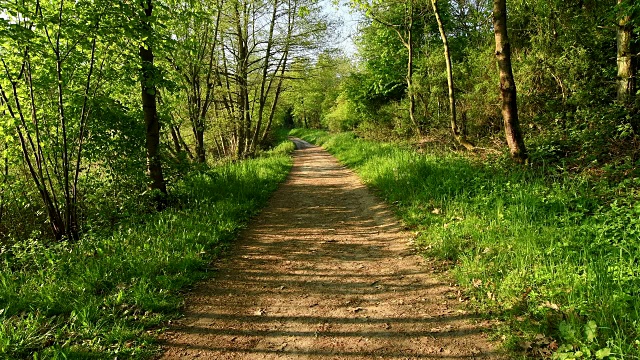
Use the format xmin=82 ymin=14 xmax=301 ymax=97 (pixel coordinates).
xmin=0 ymin=139 xmax=295 ymax=359
xmin=291 ymin=129 xmax=639 ymax=359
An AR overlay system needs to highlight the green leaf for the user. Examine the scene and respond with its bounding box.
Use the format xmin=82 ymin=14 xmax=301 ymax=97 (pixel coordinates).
xmin=584 ymin=320 xmax=597 ymax=343
xmin=595 ymin=348 xmax=611 ymax=359
xmin=559 ymin=321 xmax=577 ymax=342
xmin=298 ymin=6 xmax=310 ymax=18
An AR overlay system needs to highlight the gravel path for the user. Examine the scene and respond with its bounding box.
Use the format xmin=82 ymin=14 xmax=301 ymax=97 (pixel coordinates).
xmin=159 ymin=138 xmax=503 ymax=359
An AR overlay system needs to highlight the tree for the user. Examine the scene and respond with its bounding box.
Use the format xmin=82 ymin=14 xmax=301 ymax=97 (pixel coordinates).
xmin=492 ymin=0 xmax=527 ymax=163
xmin=139 ymin=0 xmax=168 ymax=196
xmin=616 ymin=0 xmax=635 ymax=106
xmin=285 ymin=53 xmax=352 ymax=129
xmin=0 ymin=0 xmax=106 ymax=240
xmin=167 ymin=0 xmax=224 ymax=163
xmin=210 ymin=0 xmax=329 ymax=158
xmin=430 ymin=0 xmax=474 ymax=150
xmin=352 ymin=0 xmax=426 ymax=135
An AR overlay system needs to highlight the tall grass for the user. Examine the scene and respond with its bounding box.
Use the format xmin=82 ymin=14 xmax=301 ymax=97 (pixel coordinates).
xmin=0 ymin=140 xmax=295 ymax=359
xmin=291 ymin=129 xmax=639 ymax=359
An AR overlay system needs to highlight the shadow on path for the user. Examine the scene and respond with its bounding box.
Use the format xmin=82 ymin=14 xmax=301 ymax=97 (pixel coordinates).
xmin=159 ymin=138 xmax=504 ymax=359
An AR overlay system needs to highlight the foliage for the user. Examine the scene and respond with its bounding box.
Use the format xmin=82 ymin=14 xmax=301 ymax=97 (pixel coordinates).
xmin=0 ymin=139 xmax=294 ymax=358
xmin=292 ymin=128 xmax=640 ymax=359
xmin=288 ymin=0 xmax=640 ymax=169
xmin=282 ymin=53 xmax=353 ymax=129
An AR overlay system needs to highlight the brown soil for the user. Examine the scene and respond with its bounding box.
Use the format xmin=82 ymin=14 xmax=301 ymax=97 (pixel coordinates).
xmin=159 ymin=138 xmax=504 ymax=359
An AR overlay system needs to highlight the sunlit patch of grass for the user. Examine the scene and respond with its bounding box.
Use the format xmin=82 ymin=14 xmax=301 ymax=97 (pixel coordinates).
xmin=0 ymin=139 xmax=294 ymax=358
xmin=291 ymin=128 xmax=639 ymax=359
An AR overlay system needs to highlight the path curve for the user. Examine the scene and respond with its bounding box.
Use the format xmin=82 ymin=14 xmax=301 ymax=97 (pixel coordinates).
xmin=159 ymin=138 xmax=503 ymax=359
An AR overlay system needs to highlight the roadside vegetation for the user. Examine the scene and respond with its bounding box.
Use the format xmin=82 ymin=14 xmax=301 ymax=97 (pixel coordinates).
xmin=3 ymin=0 xmax=640 ymax=358
xmin=283 ymin=1 xmax=640 ymax=357
xmin=0 ymin=139 xmax=294 ymax=358
xmin=1 ymin=0 xmax=316 ymax=357
xmin=291 ymin=129 xmax=639 ymax=359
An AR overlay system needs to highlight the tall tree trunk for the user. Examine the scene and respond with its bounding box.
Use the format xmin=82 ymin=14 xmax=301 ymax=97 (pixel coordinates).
xmin=617 ymin=0 xmax=635 ymax=105
xmin=250 ymin=0 xmax=279 ymax=154
xmin=0 ymin=144 xmax=7 ymax=227
xmin=184 ymin=3 xmax=222 ymax=164
xmin=171 ymin=125 xmax=194 ymax=160
xmin=170 ymin=126 xmax=182 ymax=155
xmin=234 ymin=1 xmax=250 ymax=158
xmin=53 ymin=0 xmax=80 ymax=240
xmin=140 ymin=0 xmax=168 ymax=197
xmin=492 ymin=0 xmax=527 ymax=163
xmin=405 ymin=3 xmax=420 ymax=135
xmin=261 ymin=0 xmax=296 ymax=144
xmin=366 ymin=1 xmax=421 ymax=134
xmin=431 ymin=0 xmax=474 ymax=150
xmin=195 ymin=126 xmax=206 ymax=162
xmin=407 ymin=39 xmax=419 ymax=135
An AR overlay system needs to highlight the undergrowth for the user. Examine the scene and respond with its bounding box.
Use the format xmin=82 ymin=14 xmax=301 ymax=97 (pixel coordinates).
xmin=0 ymin=139 xmax=295 ymax=359
xmin=291 ymin=129 xmax=639 ymax=359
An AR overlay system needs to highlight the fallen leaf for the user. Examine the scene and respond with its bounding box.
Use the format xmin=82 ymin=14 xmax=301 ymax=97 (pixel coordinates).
xmin=542 ymin=301 xmax=559 ymax=310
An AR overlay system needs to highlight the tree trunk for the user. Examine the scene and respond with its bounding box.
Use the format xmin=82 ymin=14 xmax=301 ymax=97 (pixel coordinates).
xmin=250 ymin=0 xmax=279 ymax=154
xmin=140 ymin=0 xmax=168 ymax=197
xmin=170 ymin=125 xmax=182 ymax=155
xmin=407 ymin=40 xmax=419 ymax=135
xmin=0 ymin=145 xmax=6 ymax=225
xmin=617 ymin=0 xmax=635 ymax=105
xmin=261 ymin=0 xmax=296 ymax=144
xmin=170 ymin=125 xmax=194 ymax=160
xmin=492 ymin=0 xmax=527 ymax=163
xmin=195 ymin=128 xmax=205 ymax=162
xmin=364 ymin=1 xmax=421 ymax=135
xmin=431 ymin=0 xmax=474 ymax=150
xmin=234 ymin=1 xmax=250 ymax=158
xmin=405 ymin=5 xmax=420 ymax=136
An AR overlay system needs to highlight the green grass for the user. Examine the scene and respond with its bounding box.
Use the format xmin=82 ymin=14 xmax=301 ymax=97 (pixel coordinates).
xmin=0 ymin=139 xmax=295 ymax=359
xmin=291 ymin=129 xmax=640 ymax=359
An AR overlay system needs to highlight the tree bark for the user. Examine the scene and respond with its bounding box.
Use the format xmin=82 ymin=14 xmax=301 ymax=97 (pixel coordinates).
xmin=140 ymin=0 xmax=168 ymax=197
xmin=250 ymin=0 xmax=279 ymax=154
xmin=405 ymin=2 xmax=420 ymax=135
xmin=261 ymin=0 xmax=296 ymax=144
xmin=407 ymin=35 xmax=419 ymax=135
xmin=195 ymin=125 xmax=206 ymax=162
xmin=431 ymin=0 xmax=474 ymax=150
xmin=234 ymin=1 xmax=250 ymax=158
xmin=617 ymin=0 xmax=635 ymax=105
xmin=492 ymin=0 xmax=527 ymax=163
xmin=182 ymin=2 xmax=222 ymax=164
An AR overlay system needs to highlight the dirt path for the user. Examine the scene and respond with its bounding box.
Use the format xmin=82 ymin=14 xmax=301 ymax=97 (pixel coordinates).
xmin=159 ymin=139 xmax=503 ymax=359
